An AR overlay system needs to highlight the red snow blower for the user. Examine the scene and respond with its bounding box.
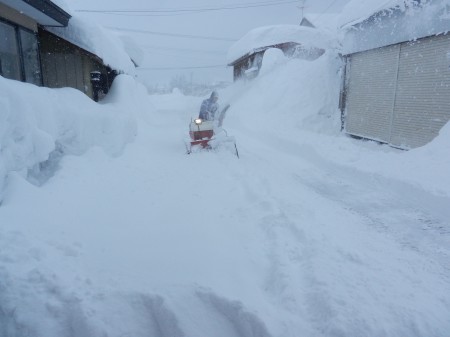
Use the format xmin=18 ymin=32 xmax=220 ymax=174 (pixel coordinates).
xmin=185 ymin=105 xmax=239 ymax=158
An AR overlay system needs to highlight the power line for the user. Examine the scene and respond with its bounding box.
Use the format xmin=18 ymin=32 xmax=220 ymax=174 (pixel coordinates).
xmin=75 ymin=0 xmax=299 ymax=16
xmin=107 ymin=27 xmax=236 ymax=41
xmin=137 ymin=65 xmax=226 ymax=70
xmin=141 ymin=45 xmax=224 ymax=55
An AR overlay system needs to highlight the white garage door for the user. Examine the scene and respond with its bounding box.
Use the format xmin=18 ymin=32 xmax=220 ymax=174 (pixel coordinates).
xmin=345 ymin=45 xmax=400 ymax=143
xmin=345 ymin=34 xmax=450 ymax=149
xmin=390 ymin=34 xmax=450 ymax=148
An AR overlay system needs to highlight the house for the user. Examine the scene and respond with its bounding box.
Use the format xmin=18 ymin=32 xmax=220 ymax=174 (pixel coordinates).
xmin=0 ymin=0 xmax=134 ymax=101
xmin=300 ymin=17 xmax=316 ymax=28
xmin=339 ymin=0 xmax=450 ymax=149
xmin=0 ymin=0 xmax=70 ymax=86
xmin=227 ymin=25 xmax=331 ymax=81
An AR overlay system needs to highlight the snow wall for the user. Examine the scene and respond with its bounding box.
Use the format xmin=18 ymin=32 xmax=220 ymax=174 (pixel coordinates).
xmin=0 ymin=75 xmax=146 ymax=202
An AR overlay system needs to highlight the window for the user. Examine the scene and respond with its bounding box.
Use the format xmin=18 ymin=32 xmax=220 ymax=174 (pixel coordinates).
xmin=20 ymin=29 xmax=42 ymax=85
xmin=0 ymin=20 xmax=42 ymax=85
xmin=0 ymin=21 xmax=21 ymax=81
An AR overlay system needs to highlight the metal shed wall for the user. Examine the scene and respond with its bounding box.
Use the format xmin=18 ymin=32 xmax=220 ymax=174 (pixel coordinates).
xmin=390 ymin=34 xmax=450 ymax=148
xmin=345 ymin=45 xmax=400 ymax=143
xmin=344 ymin=34 xmax=450 ymax=149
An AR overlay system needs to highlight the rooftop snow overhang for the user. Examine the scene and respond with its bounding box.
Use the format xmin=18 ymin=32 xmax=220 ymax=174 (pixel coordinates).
xmin=0 ymin=0 xmax=71 ymax=27
xmin=340 ymin=6 xmax=399 ymax=30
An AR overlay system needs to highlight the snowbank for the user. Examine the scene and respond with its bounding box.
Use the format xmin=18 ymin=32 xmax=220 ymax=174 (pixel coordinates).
xmin=222 ymin=50 xmax=343 ymax=135
xmin=222 ymin=47 xmax=450 ymax=197
xmin=0 ymin=75 xmax=143 ymax=201
xmin=227 ymin=25 xmax=338 ymax=64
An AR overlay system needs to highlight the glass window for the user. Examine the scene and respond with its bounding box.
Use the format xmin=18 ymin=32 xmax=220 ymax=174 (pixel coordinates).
xmin=20 ymin=29 xmax=42 ymax=85
xmin=0 ymin=21 xmax=21 ymax=81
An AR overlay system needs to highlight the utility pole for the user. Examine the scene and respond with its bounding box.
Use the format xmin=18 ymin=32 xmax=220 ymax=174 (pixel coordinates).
xmin=297 ymin=0 xmax=306 ymax=22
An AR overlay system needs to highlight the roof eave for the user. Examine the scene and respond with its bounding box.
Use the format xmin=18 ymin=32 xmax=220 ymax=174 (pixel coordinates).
xmin=0 ymin=0 xmax=72 ymax=27
xmin=24 ymin=0 xmax=71 ymax=26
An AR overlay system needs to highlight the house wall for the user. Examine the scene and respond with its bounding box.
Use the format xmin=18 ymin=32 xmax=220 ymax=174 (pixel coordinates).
xmin=39 ymin=29 xmax=114 ymax=100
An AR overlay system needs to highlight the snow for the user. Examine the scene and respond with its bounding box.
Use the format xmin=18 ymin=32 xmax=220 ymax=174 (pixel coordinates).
xmin=338 ymin=0 xmax=403 ymax=27
xmin=1 ymin=40 xmax=450 ymax=336
xmin=339 ymin=0 xmax=450 ymax=29
xmin=0 ymin=75 xmax=139 ymax=200
xmin=46 ymin=16 xmax=136 ymax=74
xmin=227 ymin=24 xmax=338 ymax=64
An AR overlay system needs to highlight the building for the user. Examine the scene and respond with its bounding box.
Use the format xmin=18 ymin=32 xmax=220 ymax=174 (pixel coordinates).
xmin=0 ymin=0 xmax=133 ymax=101
xmin=227 ymin=25 xmax=331 ymax=81
xmin=340 ymin=0 xmax=450 ymax=149
xmin=0 ymin=0 xmax=70 ymax=86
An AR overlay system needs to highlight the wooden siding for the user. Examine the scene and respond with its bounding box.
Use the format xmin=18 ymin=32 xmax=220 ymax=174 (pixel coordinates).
xmin=39 ymin=29 xmax=112 ymax=100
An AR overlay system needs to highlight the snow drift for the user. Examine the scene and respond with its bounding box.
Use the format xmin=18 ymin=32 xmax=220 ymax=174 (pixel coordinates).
xmin=0 ymin=75 xmax=143 ymax=201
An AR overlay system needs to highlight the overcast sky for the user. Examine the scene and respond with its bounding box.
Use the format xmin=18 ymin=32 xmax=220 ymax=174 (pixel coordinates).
xmin=70 ymin=0 xmax=350 ymax=86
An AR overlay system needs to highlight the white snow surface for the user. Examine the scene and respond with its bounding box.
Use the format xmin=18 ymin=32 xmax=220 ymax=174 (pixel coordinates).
xmin=227 ymin=24 xmax=337 ymax=64
xmin=46 ymin=15 xmax=136 ymax=74
xmin=1 ymin=50 xmax=450 ymax=337
xmin=338 ymin=0 xmax=403 ymax=27
xmin=338 ymin=0 xmax=450 ymax=28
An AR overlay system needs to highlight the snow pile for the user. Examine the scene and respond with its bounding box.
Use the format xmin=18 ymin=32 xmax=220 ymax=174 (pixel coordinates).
xmin=0 ymin=75 xmax=142 ymax=201
xmin=227 ymin=25 xmax=338 ymax=64
xmin=223 ymin=50 xmax=342 ymax=136
xmin=258 ymin=48 xmax=287 ymax=76
xmin=337 ymin=120 xmax=450 ymax=196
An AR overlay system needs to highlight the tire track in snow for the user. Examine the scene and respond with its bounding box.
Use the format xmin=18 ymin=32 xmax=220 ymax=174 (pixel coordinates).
xmin=222 ymin=153 xmax=341 ymax=335
xmin=222 ymin=128 xmax=450 ymax=336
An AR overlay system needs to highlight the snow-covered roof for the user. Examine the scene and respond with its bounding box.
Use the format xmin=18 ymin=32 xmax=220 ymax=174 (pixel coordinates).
xmin=340 ymin=0 xmax=450 ymax=54
xmin=338 ymin=0 xmax=412 ymax=28
xmin=227 ymin=24 xmax=336 ymax=64
xmin=46 ymin=16 xmax=135 ymax=74
xmin=44 ymin=1 xmax=135 ymax=74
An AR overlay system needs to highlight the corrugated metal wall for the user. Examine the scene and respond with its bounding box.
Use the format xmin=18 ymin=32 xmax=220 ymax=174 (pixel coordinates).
xmin=345 ymin=34 xmax=450 ymax=149
xmin=345 ymin=45 xmax=400 ymax=143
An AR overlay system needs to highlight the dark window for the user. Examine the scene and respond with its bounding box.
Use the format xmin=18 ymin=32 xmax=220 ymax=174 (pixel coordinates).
xmin=20 ymin=29 xmax=42 ymax=85
xmin=0 ymin=21 xmax=21 ymax=81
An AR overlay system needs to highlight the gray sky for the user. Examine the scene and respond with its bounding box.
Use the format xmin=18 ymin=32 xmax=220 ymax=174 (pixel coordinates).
xmin=70 ymin=0 xmax=350 ymax=86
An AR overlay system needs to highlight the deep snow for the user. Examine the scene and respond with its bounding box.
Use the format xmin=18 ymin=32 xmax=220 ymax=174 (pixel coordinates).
xmin=0 ymin=49 xmax=449 ymax=336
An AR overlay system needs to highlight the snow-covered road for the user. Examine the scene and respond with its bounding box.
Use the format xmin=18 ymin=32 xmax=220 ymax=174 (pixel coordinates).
xmin=1 ymin=56 xmax=450 ymax=336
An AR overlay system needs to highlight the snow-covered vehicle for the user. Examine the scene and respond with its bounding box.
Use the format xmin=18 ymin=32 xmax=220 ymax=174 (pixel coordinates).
xmin=185 ymin=105 xmax=239 ymax=157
